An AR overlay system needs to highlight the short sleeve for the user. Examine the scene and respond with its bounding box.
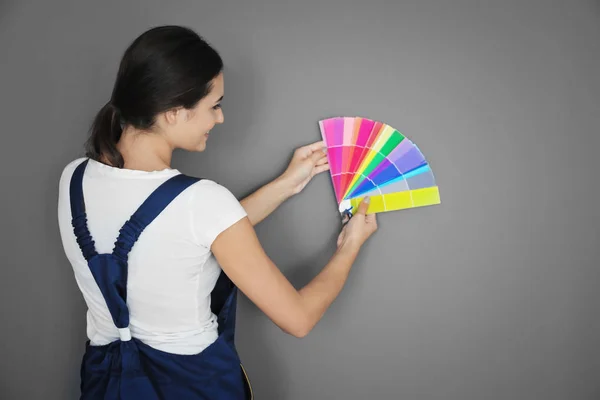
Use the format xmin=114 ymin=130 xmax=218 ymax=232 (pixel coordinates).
xmin=190 ymin=180 xmax=247 ymax=248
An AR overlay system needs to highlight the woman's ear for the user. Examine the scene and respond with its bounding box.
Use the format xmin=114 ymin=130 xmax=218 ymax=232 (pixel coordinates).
xmin=163 ymin=107 xmax=188 ymax=125
xmin=159 ymin=109 xmax=174 ymax=126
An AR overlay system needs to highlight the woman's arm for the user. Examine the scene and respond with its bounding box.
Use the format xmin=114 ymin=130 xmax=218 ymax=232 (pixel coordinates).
xmin=240 ymin=176 xmax=294 ymax=226
xmin=240 ymin=141 xmax=329 ymax=226
xmin=211 ymin=198 xmax=377 ymax=338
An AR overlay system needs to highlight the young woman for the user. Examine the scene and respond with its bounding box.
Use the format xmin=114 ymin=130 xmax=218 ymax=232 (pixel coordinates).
xmin=57 ymin=25 xmax=377 ymax=399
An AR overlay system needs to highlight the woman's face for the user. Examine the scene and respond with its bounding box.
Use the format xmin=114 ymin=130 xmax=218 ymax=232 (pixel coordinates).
xmin=164 ymin=72 xmax=225 ymax=152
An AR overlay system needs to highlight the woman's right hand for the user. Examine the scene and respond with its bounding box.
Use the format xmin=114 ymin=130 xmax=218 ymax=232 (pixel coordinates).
xmin=212 ymin=195 xmax=378 ymax=338
xmin=337 ymin=197 xmax=378 ymax=249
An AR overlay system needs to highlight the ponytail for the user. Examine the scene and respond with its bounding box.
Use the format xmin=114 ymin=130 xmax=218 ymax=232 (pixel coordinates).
xmin=85 ymin=101 xmax=124 ymax=168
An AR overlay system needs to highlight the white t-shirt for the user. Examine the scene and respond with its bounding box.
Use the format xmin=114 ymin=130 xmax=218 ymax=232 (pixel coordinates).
xmin=57 ymin=157 xmax=247 ymax=355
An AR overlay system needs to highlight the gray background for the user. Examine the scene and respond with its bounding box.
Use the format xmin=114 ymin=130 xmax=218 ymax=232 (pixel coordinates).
xmin=1 ymin=0 xmax=599 ymax=399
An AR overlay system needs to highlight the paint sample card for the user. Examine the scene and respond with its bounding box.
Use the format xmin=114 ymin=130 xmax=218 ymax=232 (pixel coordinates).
xmin=319 ymin=116 xmax=441 ymax=216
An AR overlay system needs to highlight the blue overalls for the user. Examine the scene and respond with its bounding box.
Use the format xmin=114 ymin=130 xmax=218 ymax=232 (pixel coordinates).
xmin=69 ymin=159 xmax=253 ymax=399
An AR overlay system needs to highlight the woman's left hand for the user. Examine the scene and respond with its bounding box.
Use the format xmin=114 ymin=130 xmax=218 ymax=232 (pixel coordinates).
xmin=280 ymin=140 xmax=330 ymax=195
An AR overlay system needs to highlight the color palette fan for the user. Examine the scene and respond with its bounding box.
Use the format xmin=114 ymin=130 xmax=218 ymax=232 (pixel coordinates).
xmin=318 ymin=116 xmax=441 ymax=217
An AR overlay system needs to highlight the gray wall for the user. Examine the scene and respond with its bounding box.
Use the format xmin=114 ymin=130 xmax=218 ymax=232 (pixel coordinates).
xmin=1 ymin=0 xmax=599 ymax=399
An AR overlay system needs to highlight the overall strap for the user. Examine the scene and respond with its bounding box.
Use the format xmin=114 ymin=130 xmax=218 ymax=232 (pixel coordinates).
xmin=112 ymin=173 xmax=201 ymax=262
xmin=70 ymin=159 xmax=98 ymax=260
xmin=69 ymin=159 xmax=201 ymax=260
xmin=69 ymin=159 xmax=201 ymax=341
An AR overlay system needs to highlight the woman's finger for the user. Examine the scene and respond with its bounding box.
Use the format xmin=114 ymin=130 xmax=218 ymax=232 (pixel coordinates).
xmin=313 ymin=164 xmax=330 ymax=175
xmin=302 ymin=140 xmax=325 ymax=154
xmin=315 ymin=156 xmax=328 ymax=166
xmin=307 ymin=140 xmax=325 ymax=149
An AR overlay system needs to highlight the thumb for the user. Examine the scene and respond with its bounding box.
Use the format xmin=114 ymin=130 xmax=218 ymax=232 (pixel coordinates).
xmin=355 ymin=196 xmax=370 ymax=215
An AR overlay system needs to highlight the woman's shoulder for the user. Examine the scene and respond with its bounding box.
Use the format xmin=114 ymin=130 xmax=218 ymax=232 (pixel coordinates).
xmin=58 ymin=157 xmax=88 ymax=187
xmin=61 ymin=157 xmax=88 ymax=173
xmin=191 ymin=178 xmax=232 ymax=191
xmin=187 ymin=178 xmax=244 ymax=208
xmin=187 ymin=178 xmax=247 ymax=247
xmin=57 ymin=157 xmax=242 ymax=208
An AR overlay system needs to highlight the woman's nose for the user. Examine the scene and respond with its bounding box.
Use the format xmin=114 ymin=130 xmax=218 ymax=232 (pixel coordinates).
xmin=216 ymin=109 xmax=224 ymax=124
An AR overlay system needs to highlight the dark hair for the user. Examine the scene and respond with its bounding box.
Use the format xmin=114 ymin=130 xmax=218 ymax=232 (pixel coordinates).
xmin=85 ymin=25 xmax=223 ymax=168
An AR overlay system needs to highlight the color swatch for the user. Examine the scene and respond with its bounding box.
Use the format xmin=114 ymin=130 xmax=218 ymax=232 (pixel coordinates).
xmin=318 ymin=116 xmax=441 ymax=216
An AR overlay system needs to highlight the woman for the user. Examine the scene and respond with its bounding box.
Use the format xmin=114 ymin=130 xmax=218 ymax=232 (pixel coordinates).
xmin=57 ymin=25 xmax=377 ymax=399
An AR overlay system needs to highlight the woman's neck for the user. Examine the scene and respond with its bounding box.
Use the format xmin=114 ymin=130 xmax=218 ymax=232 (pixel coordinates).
xmin=116 ymin=126 xmax=174 ymax=172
